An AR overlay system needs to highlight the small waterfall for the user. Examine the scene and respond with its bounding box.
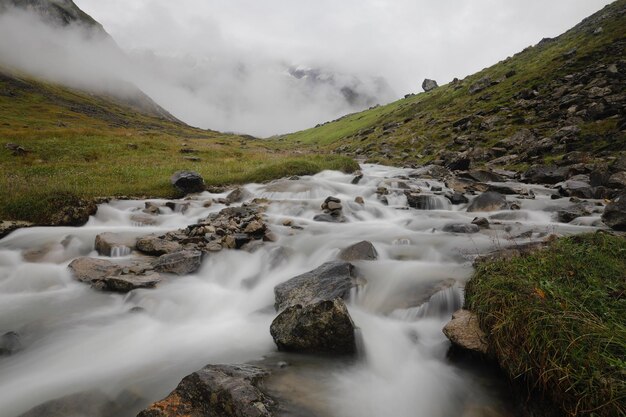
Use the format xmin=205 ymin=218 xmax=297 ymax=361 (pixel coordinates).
xmin=390 ymin=285 xmax=463 ymax=321
xmin=110 ymin=246 xmax=132 ymax=257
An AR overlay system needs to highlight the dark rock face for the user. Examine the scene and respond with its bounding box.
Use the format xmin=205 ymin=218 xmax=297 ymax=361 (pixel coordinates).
xmin=137 ymin=364 xmax=275 ymax=417
xmin=154 ymin=250 xmax=202 ymax=275
xmin=602 ymin=191 xmax=626 ymax=230
xmin=338 ymin=241 xmax=378 ymax=261
xmin=442 ymin=223 xmax=480 ymax=234
xmin=270 ymin=299 xmax=356 ymax=354
xmin=274 ymin=261 xmax=357 ymax=311
xmin=170 ymin=171 xmax=205 ymax=194
xmin=422 ymin=79 xmax=439 ymax=92
xmin=467 ymin=192 xmax=507 ymax=212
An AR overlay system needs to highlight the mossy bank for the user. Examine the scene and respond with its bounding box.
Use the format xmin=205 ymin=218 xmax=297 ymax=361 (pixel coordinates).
xmin=465 ymin=233 xmax=626 ymax=417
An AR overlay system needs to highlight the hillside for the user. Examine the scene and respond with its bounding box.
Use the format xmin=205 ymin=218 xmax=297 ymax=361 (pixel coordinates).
xmin=280 ymin=0 xmax=626 ymax=173
xmin=0 ymin=68 xmax=356 ymax=224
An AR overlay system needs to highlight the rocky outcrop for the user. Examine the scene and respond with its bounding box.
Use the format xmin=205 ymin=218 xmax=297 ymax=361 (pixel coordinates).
xmin=442 ymin=309 xmax=488 ymax=355
xmin=137 ymin=364 xmax=275 ymax=417
xmin=467 ymin=192 xmax=507 ymax=212
xmin=602 ymin=191 xmax=626 ymax=230
xmin=170 ymin=170 xmax=205 ymax=194
xmin=270 ymin=299 xmax=356 ymax=354
xmin=137 ymin=205 xmax=269 ymax=255
xmin=338 ymin=241 xmax=378 ymax=261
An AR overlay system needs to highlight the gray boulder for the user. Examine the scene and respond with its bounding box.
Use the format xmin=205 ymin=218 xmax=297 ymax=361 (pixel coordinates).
xmin=171 ymin=170 xmax=205 ymax=194
xmin=137 ymin=364 xmax=275 ymax=417
xmin=226 ymin=187 xmax=251 ymax=204
xmin=442 ymin=309 xmax=488 ymax=355
xmin=467 ymin=192 xmax=507 ymax=212
xmin=602 ymin=191 xmax=626 ymax=231
xmin=422 ymin=79 xmax=439 ymax=92
xmin=94 ymin=232 xmax=136 ymax=256
xmin=338 ymin=241 xmax=378 ymax=261
xmin=524 ymin=165 xmax=569 ymax=184
xmin=154 ymin=250 xmax=203 ymax=275
xmin=270 ymin=299 xmax=356 ymax=354
xmin=274 ymin=261 xmax=358 ymax=311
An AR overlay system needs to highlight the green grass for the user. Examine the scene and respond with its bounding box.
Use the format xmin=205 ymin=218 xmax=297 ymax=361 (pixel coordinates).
xmin=0 ymin=69 xmax=357 ymax=223
xmin=279 ymin=0 xmax=626 ymax=166
xmin=465 ymin=233 xmax=626 ymax=417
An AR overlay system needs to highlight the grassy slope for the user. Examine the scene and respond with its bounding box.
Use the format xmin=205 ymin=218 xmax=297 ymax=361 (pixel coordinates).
xmin=465 ymin=233 xmax=626 ymax=417
xmin=0 ymin=69 xmax=357 ymax=222
xmin=279 ymin=0 xmax=626 ymax=167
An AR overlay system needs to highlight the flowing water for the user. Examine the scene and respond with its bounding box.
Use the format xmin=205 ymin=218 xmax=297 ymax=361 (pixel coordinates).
xmin=0 ymin=164 xmax=603 ymax=417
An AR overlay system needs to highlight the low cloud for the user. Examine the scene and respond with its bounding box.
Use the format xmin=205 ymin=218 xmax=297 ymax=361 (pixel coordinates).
xmin=0 ymin=1 xmax=614 ymax=136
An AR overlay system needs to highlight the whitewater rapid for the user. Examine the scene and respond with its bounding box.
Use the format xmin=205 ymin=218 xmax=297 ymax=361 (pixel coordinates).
xmin=0 ymin=164 xmax=602 ymax=417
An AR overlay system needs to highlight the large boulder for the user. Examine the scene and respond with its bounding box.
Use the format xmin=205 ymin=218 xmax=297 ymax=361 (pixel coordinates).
xmin=137 ymin=364 xmax=275 ymax=417
xmin=422 ymin=78 xmax=439 ymax=92
xmin=171 ymin=170 xmax=205 ymax=194
xmin=270 ymin=299 xmax=356 ymax=354
xmin=338 ymin=241 xmax=378 ymax=261
xmin=467 ymin=192 xmax=507 ymax=212
xmin=602 ymin=191 xmax=626 ymax=231
xmin=154 ymin=250 xmax=203 ymax=275
xmin=442 ymin=309 xmax=488 ymax=355
xmin=94 ymin=232 xmax=136 ymax=256
xmin=274 ymin=261 xmax=358 ymax=311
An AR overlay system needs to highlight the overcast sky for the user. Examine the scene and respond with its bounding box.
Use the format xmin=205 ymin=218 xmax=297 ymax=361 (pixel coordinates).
xmin=66 ymin=1 xmax=615 ymax=134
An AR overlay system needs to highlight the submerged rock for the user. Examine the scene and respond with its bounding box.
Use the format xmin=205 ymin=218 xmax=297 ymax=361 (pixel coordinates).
xmin=270 ymin=299 xmax=356 ymax=354
xmin=338 ymin=240 xmax=378 ymax=261
xmin=442 ymin=223 xmax=480 ymax=234
xmin=274 ymin=261 xmax=358 ymax=311
xmin=0 ymin=331 xmax=22 ymax=356
xmin=137 ymin=364 xmax=275 ymax=417
xmin=18 ymin=391 xmax=121 ymax=417
xmin=442 ymin=309 xmax=488 ymax=355
xmin=467 ymin=192 xmax=507 ymax=212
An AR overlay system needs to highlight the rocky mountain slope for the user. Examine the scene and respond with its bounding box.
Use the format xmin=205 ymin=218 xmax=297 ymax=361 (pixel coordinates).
xmin=281 ymin=0 xmax=625 ymax=177
xmin=0 ymin=0 xmax=180 ymax=122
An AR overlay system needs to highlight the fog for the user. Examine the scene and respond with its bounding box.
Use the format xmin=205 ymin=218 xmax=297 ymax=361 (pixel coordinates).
xmin=0 ymin=0 xmax=614 ymax=136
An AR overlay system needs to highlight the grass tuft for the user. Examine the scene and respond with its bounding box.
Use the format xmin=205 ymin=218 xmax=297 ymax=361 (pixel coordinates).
xmin=465 ymin=233 xmax=626 ymax=417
